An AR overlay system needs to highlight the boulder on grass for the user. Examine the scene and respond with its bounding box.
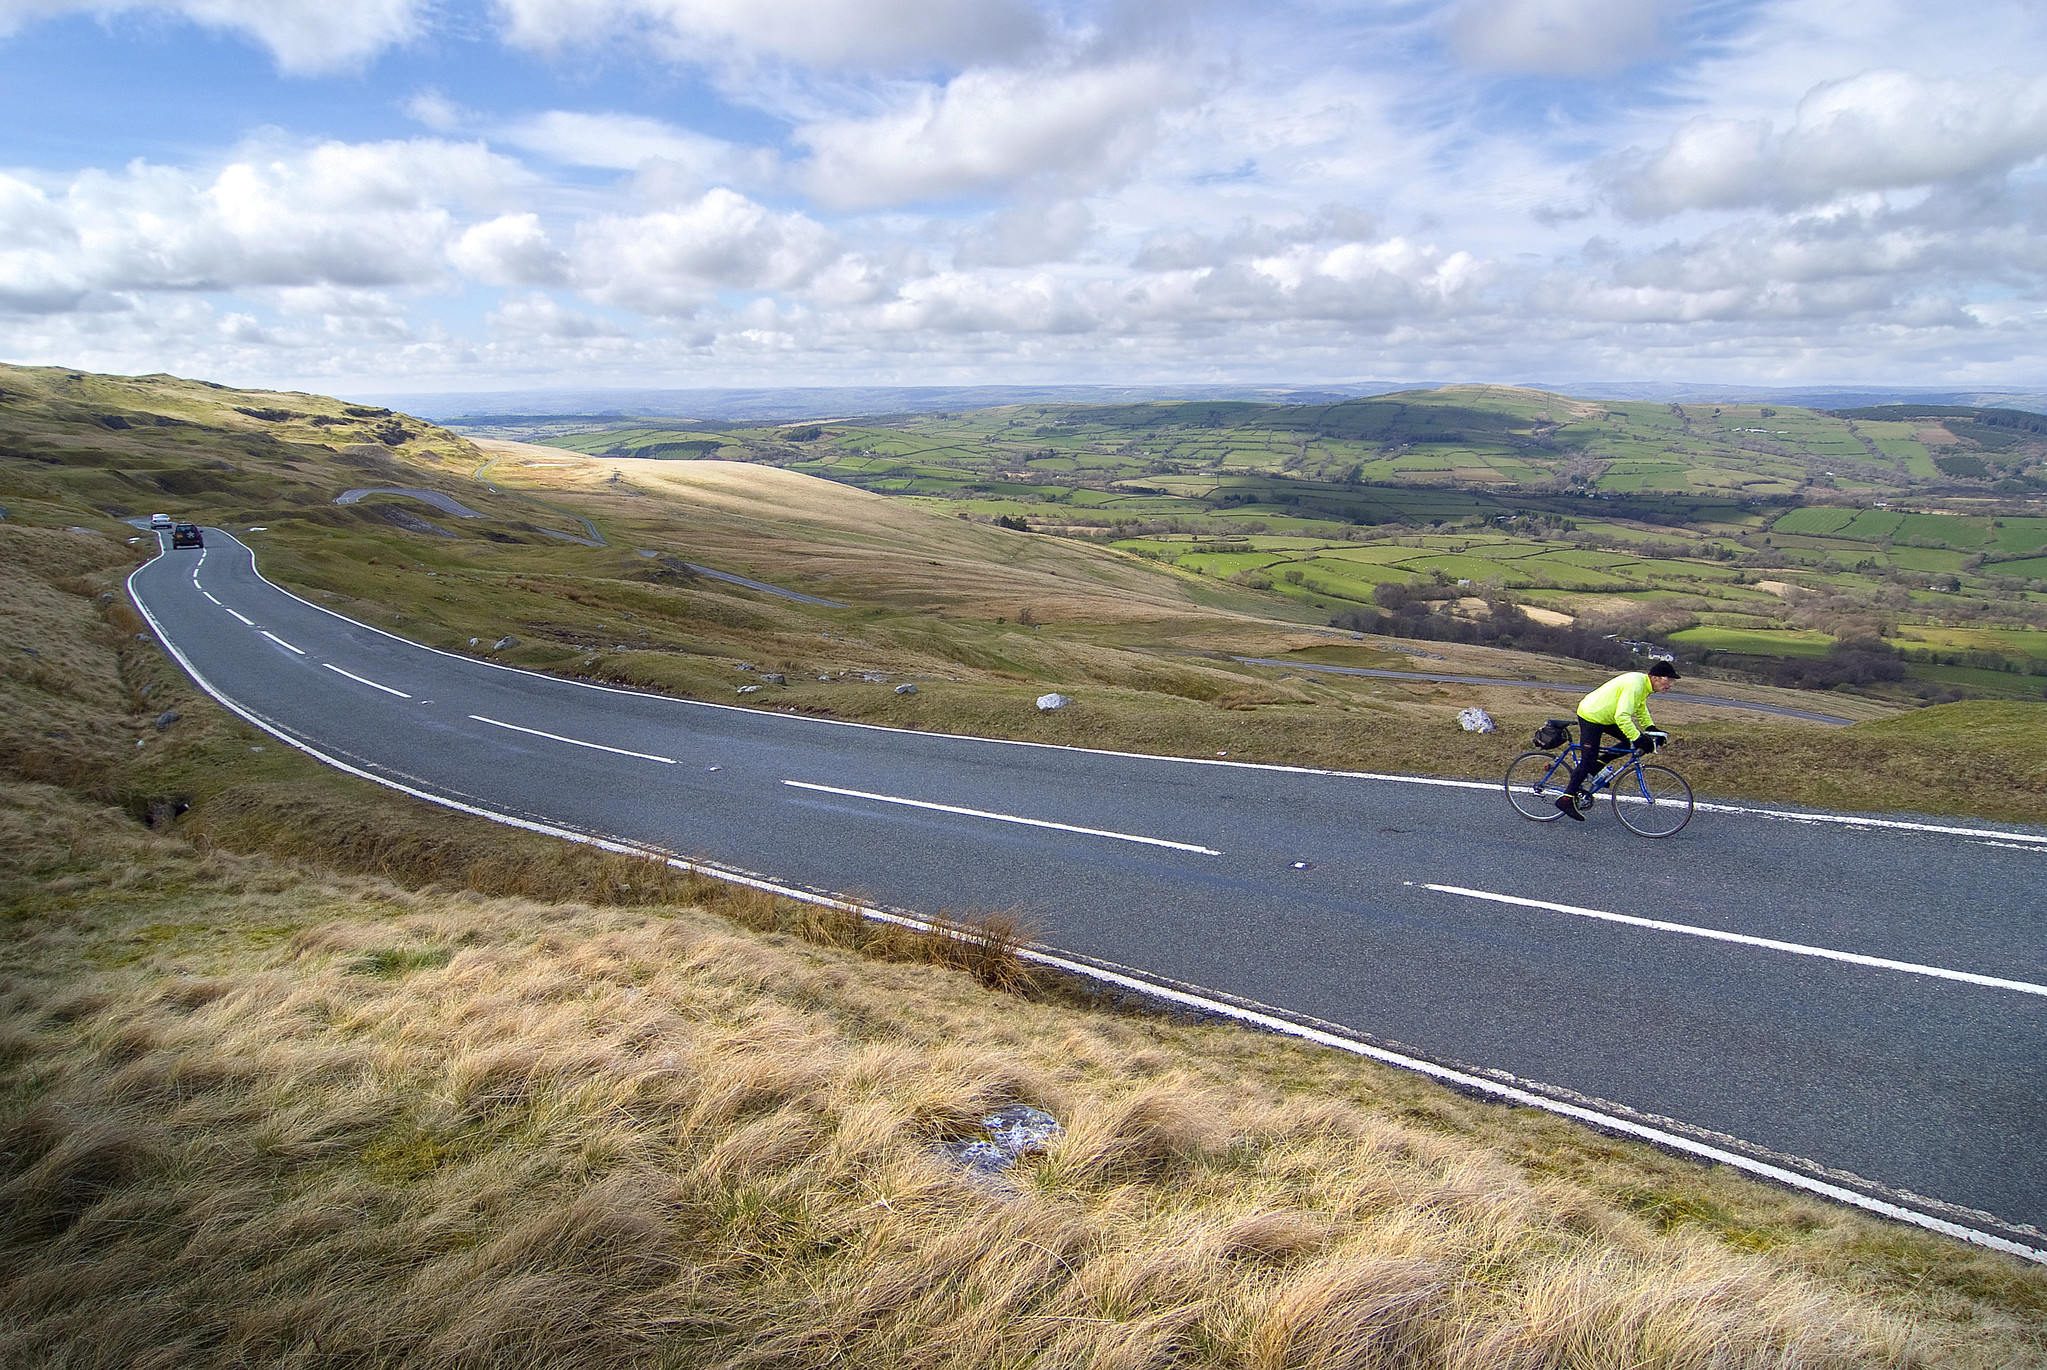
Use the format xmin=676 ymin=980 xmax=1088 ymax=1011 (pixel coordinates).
xmin=1036 ymin=693 xmax=1073 ymax=712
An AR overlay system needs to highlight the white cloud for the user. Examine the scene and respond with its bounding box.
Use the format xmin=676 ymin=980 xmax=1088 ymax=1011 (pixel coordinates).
xmin=571 ymin=188 xmax=841 ymax=315
xmin=501 ymin=111 xmax=742 ymax=173
xmin=1449 ymin=0 xmax=1675 ymax=77
xmin=954 ymin=201 xmax=1094 ymax=268
xmin=1132 ymin=205 xmax=1382 ymax=271
xmin=405 ymin=88 xmax=469 ymax=134
xmin=451 ymin=214 xmax=571 ymax=287
xmin=869 ymin=271 xmax=1096 ymax=335
xmin=13 ymin=0 xmax=2047 ymax=389
xmin=0 ymin=0 xmax=424 ymax=73
xmin=0 ymin=174 xmax=85 ymax=313
xmin=799 ymin=57 xmax=1192 ymax=208
xmin=1121 ymin=236 xmax=1493 ymax=327
xmin=489 ymin=292 xmax=628 ymax=339
xmin=0 ymin=139 xmax=530 ymax=310
xmin=1606 ymin=69 xmax=2047 ymax=217
xmin=492 ymin=0 xmax=1045 ymax=70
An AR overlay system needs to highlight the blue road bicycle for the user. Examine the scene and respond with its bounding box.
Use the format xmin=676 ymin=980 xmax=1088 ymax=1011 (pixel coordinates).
xmin=1503 ymin=723 xmax=1694 ymax=837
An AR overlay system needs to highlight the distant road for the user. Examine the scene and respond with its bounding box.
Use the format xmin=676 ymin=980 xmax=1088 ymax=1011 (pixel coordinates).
xmin=130 ymin=529 xmax=2047 ymax=1263
xmin=1234 ymin=657 xmax=1860 ymax=725
xmin=334 ymin=488 xmax=483 ymax=518
xmin=662 ymin=558 xmax=849 ymax=606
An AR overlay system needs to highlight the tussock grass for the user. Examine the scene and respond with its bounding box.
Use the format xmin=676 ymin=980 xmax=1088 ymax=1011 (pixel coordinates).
xmin=4 ymin=783 xmax=2042 ymax=1368
xmin=2 ymin=515 xmax=2044 ymax=1367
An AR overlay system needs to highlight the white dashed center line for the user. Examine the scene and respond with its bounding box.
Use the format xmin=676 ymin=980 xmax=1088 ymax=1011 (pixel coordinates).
xmin=323 ymin=663 xmax=411 ymax=698
xmin=1420 ymin=884 xmax=2047 ymax=998
xmin=225 ymin=607 xmax=254 ymax=625
xmin=261 ymin=630 xmax=305 ymax=655
xmin=782 ymin=780 xmax=1223 ymax=855
xmin=202 ymin=592 xmax=222 ymax=605
xmin=470 ymin=714 xmax=676 ymax=764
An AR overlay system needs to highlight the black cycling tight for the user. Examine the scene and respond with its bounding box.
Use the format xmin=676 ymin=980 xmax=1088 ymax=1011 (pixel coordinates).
xmin=1565 ymin=717 xmax=1632 ymax=796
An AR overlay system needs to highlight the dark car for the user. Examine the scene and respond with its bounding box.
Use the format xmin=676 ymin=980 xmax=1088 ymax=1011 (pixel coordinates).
xmin=170 ymin=523 xmax=204 ymax=549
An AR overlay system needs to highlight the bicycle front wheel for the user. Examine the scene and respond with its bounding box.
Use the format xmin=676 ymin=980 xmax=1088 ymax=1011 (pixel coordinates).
xmin=1611 ymin=763 xmax=1693 ymax=837
xmin=1504 ymin=750 xmax=1573 ymax=821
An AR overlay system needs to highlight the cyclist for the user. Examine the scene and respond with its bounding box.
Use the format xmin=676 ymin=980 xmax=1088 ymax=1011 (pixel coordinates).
xmin=1555 ymin=659 xmax=1678 ymax=820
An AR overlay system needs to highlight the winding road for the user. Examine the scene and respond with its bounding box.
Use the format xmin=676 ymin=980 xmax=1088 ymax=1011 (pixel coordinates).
xmin=129 ymin=529 xmax=2047 ymax=1262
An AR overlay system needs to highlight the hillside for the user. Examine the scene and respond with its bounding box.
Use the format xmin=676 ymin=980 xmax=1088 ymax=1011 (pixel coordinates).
xmin=4 ymin=364 xmax=2044 ymax=825
xmin=4 ymin=426 xmax=2046 ymax=1368
xmin=520 ymin=386 xmax=2047 ymax=707
xmin=531 ymin=384 xmax=2047 ymax=501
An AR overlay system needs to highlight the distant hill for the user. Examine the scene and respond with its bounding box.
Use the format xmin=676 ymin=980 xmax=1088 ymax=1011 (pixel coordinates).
xmin=388 ymin=381 xmax=2047 ymax=430
xmin=533 ymin=382 xmax=2047 ymax=505
xmin=1530 ymin=382 xmax=2047 ymax=413
xmin=1825 ymin=404 xmax=2047 ymax=430
xmin=386 ymin=383 xmax=1422 ymax=430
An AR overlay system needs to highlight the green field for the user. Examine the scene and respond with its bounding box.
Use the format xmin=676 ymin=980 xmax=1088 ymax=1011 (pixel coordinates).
xmin=526 ymin=386 xmax=2047 ymax=509
xmin=1773 ymin=508 xmax=1855 ymax=535
xmin=453 ymin=382 xmax=2047 ymax=700
xmin=1896 ymin=625 xmax=2047 ymax=657
xmin=1993 ymin=517 xmax=2047 ymax=552
xmin=1668 ymin=626 xmax=1839 ymax=657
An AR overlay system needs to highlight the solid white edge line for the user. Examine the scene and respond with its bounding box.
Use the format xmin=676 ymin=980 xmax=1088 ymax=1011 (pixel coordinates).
xmin=323 ymin=662 xmax=412 ymax=698
xmin=190 ymin=531 xmax=2047 ymax=850
xmin=261 ymin=630 xmax=305 ymax=655
xmin=1688 ymin=799 xmax=2047 ymax=844
xmin=118 ymin=558 xmax=2047 ymax=1269
xmin=225 ymin=607 xmax=254 ymax=625
xmin=1423 ymin=883 xmax=2047 ymax=998
xmin=782 ymin=779 xmax=1222 ymax=855
xmin=471 ymin=713 xmax=676 ymax=765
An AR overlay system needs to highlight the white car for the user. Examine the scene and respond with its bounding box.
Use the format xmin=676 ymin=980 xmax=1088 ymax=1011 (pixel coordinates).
xmin=150 ymin=513 xmax=173 ymax=529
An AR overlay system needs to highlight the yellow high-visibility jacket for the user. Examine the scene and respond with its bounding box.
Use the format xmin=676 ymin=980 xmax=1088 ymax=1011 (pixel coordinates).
xmin=1577 ymin=671 xmax=1655 ymax=742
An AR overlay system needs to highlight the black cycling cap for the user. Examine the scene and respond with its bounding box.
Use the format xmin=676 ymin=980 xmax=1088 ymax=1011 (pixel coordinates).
xmin=1647 ymin=660 xmax=1679 ymax=680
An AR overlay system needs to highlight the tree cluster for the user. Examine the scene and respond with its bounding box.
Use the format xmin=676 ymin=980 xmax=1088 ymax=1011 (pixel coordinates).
xmin=1330 ymin=583 xmax=1643 ymax=670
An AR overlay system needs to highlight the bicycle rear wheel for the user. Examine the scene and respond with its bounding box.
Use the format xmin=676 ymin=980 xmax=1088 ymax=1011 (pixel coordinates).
xmin=1504 ymin=750 xmax=1573 ymax=821
xmin=1611 ymin=763 xmax=1693 ymax=837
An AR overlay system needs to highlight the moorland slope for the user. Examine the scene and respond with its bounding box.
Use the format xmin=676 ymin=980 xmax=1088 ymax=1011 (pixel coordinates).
xmin=3 ymin=395 xmax=2046 ymax=1366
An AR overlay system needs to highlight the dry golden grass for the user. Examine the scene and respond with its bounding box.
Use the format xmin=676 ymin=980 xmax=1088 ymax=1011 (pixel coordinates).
xmin=476 ymin=441 xmax=1275 ymax=625
xmin=6 ymin=784 xmax=2044 ymax=1369
xmin=4 ymin=509 xmax=2046 ymax=1368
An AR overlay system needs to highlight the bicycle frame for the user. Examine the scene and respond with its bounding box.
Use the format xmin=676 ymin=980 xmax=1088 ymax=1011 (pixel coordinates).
xmin=1533 ymin=742 xmax=1642 ymax=798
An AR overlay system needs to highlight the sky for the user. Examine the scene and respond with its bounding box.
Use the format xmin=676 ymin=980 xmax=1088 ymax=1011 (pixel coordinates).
xmin=0 ymin=0 xmax=2044 ymax=396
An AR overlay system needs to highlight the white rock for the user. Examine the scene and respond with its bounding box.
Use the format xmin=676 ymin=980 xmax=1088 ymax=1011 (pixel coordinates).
xmin=737 ymin=685 xmax=762 ymax=695
xmin=1036 ymin=693 xmax=1073 ymax=711
xmin=938 ymin=1105 xmax=1064 ymax=1177
xmin=895 ymin=683 xmax=918 ymax=694
xmin=1457 ymin=706 xmax=1496 ymax=733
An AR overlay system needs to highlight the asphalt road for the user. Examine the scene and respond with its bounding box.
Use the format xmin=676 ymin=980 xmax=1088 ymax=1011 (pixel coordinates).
xmin=128 ymin=530 xmax=2047 ymax=1258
